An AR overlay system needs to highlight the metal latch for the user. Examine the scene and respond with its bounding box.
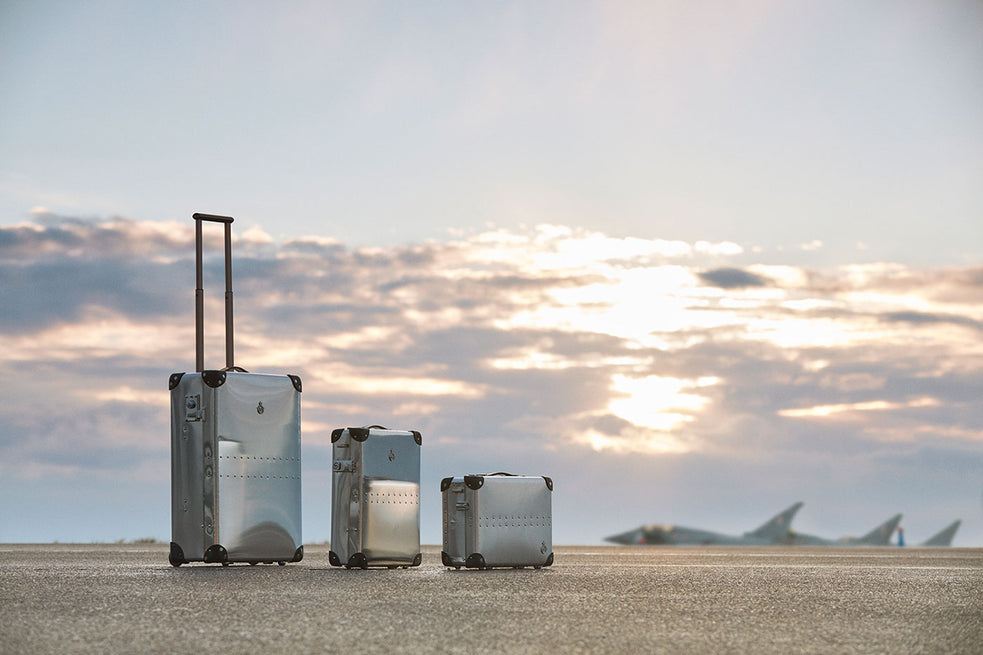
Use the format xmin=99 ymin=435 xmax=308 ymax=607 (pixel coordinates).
xmin=185 ymin=394 xmax=202 ymax=422
xmin=456 ymin=501 xmax=471 ymax=511
xmin=333 ymin=459 xmax=355 ymax=472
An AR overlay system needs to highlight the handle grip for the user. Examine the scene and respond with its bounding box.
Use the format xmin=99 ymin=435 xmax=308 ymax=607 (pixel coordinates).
xmin=192 ymin=213 xmax=234 ymax=224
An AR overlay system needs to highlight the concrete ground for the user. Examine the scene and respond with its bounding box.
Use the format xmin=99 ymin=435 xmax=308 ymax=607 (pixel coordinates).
xmin=1 ymin=544 xmax=980 ymax=654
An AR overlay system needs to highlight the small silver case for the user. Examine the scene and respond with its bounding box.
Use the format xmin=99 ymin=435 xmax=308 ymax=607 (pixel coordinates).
xmin=329 ymin=426 xmax=422 ymax=569
xmin=441 ymin=473 xmax=553 ymax=569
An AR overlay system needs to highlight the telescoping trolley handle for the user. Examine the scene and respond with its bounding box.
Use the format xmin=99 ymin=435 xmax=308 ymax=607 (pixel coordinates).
xmin=192 ymin=212 xmax=235 ymax=373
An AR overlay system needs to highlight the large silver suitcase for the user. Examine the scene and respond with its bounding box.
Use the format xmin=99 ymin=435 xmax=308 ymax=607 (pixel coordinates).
xmin=329 ymin=426 xmax=422 ymax=569
xmin=441 ymin=473 xmax=553 ymax=569
xmin=169 ymin=213 xmax=303 ymax=567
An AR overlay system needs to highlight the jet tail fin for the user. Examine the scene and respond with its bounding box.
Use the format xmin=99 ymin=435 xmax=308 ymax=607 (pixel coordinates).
xmin=854 ymin=513 xmax=902 ymax=545
xmin=920 ymin=520 xmax=960 ymax=547
xmin=744 ymin=502 xmax=803 ymax=542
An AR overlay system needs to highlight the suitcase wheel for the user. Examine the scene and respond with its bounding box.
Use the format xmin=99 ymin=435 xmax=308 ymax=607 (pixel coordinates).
xmin=278 ymin=561 xmax=286 ymax=566
xmin=249 ymin=562 xmax=257 ymax=567
xmin=168 ymin=543 xmax=187 ymax=568
xmin=203 ymin=544 xmax=229 ymax=565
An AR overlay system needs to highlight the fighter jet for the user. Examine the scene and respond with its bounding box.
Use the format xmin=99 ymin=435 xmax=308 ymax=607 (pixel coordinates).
xmin=605 ymin=502 xmax=803 ymax=546
xmin=784 ymin=513 xmax=902 ymax=546
xmin=918 ymin=520 xmax=961 ymax=547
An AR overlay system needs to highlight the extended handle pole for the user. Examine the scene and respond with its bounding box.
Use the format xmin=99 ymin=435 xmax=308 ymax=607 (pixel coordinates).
xmin=192 ymin=213 xmax=235 ymax=373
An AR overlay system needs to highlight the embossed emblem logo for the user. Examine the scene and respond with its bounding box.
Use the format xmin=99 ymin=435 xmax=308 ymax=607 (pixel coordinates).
xmin=256 ymin=401 xmax=264 ymax=415
xmin=388 ymin=449 xmax=395 ymax=462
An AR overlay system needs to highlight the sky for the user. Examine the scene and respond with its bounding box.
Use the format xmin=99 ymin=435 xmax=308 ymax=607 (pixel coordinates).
xmin=1 ymin=1 xmax=981 ymax=546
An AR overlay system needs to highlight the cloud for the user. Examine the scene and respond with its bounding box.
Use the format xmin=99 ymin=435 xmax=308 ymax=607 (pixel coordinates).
xmin=698 ymin=267 xmax=770 ymax=289
xmin=1 ymin=215 xmax=981 ymax=544
xmin=881 ymin=310 xmax=983 ymax=332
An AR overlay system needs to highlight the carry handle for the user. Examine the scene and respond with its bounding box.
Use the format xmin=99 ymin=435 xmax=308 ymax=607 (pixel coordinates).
xmin=192 ymin=213 xmax=235 ymax=373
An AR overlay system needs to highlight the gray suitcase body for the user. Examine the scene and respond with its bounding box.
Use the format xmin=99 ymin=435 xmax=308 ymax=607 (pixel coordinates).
xmin=169 ymin=370 xmax=302 ymax=566
xmin=441 ymin=473 xmax=553 ymax=569
xmin=329 ymin=426 xmax=422 ymax=569
xmin=169 ymin=213 xmax=303 ymax=567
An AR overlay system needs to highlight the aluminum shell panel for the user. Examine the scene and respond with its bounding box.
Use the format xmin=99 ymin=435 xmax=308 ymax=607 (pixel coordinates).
xmin=441 ymin=479 xmax=469 ymax=568
xmin=442 ymin=474 xmax=552 ymax=568
xmin=331 ymin=428 xmax=421 ymax=567
xmin=171 ymin=371 xmax=302 ymax=563
xmin=362 ymin=479 xmax=421 ymax=562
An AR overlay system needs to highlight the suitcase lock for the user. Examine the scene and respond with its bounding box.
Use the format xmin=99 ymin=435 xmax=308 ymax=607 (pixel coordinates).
xmin=333 ymin=460 xmax=355 ymax=473
xmin=185 ymin=394 xmax=202 ymax=422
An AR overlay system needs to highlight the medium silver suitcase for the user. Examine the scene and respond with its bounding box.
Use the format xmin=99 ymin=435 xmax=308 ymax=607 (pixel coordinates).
xmin=441 ymin=473 xmax=553 ymax=569
xmin=329 ymin=426 xmax=422 ymax=569
xmin=169 ymin=213 xmax=303 ymax=567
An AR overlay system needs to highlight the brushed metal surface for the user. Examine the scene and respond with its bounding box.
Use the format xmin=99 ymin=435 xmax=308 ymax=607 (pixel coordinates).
xmin=473 ymin=476 xmax=552 ymax=567
xmin=330 ymin=429 xmax=359 ymax=563
xmin=441 ymin=479 xmax=469 ymax=567
xmin=171 ymin=374 xmax=206 ymax=560
xmin=331 ymin=428 xmax=421 ymax=566
xmin=171 ymin=372 xmax=302 ymax=562
xmin=362 ymin=479 xmax=421 ymax=563
xmin=442 ymin=475 xmax=552 ymax=568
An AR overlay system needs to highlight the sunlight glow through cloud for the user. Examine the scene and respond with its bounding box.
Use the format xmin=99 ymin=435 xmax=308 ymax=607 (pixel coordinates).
xmin=608 ymin=374 xmax=718 ymax=432
xmin=310 ymin=367 xmax=487 ymax=399
xmin=779 ymin=397 xmax=941 ymax=419
xmin=89 ymin=386 xmax=164 ymax=406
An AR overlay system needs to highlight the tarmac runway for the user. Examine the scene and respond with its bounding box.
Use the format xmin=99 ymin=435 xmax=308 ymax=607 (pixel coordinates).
xmin=1 ymin=543 xmax=980 ymax=654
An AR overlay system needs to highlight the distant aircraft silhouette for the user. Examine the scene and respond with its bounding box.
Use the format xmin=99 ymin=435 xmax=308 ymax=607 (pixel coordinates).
xmin=605 ymin=502 xmax=803 ymax=546
xmin=918 ymin=520 xmax=960 ymax=547
xmin=607 ymin=507 xmax=961 ymax=547
xmin=784 ymin=514 xmax=902 ymax=546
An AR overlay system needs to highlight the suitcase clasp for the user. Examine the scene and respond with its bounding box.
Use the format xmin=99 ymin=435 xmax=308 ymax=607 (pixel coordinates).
xmin=333 ymin=459 xmax=355 ymax=473
xmin=184 ymin=394 xmax=202 ymax=422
